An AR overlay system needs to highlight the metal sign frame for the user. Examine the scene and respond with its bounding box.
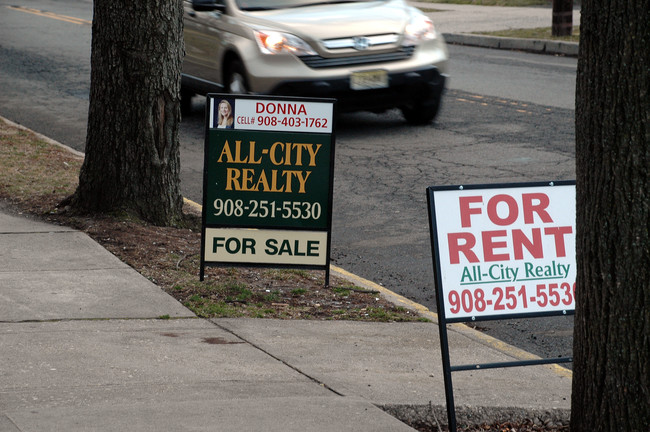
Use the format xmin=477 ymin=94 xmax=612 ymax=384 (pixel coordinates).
xmin=426 ymin=180 xmax=575 ymax=431
xmin=200 ymin=94 xmax=336 ymax=284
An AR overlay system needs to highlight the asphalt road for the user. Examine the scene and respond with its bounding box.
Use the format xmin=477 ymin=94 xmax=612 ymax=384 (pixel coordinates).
xmin=0 ymin=0 xmax=577 ymax=364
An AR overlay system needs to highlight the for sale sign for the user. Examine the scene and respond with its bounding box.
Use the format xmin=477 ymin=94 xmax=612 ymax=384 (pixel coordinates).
xmin=427 ymin=182 xmax=576 ymax=322
xmin=204 ymin=130 xmax=331 ymax=229
xmin=200 ymin=94 xmax=335 ymax=280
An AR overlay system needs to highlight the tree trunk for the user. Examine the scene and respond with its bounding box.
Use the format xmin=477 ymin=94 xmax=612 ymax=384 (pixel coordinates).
xmin=552 ymin=0 xmax=573 ymax=37
xmin=572 ymin=0 xmax=650 ymax=430
xmin=73 ymin=0 xmax=184 ymax=226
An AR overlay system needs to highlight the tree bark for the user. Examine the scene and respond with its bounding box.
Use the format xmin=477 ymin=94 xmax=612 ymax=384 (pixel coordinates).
xmin=572 ymin=0 xmax=650 ymax=430
xmin=73 ymin=0 xmax=184 ymax=226
xmin=552 ymin=0 xmax=573 ymax=37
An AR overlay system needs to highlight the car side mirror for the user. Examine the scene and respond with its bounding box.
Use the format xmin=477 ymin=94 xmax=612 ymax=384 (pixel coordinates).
xmin=192 ymin=0 xmax=226 ymax=12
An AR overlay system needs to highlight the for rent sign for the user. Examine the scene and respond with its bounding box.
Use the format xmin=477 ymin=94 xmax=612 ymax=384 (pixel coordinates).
xmin=200 ymin=95 xmax=335 ymax=279
xmin=427 ymin=182 xmax=576 ymax=321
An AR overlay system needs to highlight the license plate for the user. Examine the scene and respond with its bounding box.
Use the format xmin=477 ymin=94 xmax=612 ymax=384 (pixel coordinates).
xmin=350 ymin=70 xmax=388 ymax=90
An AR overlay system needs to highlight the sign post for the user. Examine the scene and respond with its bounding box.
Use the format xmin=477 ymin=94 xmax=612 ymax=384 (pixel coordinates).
xmin=427 ymin=181 xmax=575 ymax=431
xmin=200 ymin=94 xmax=336 ymax=284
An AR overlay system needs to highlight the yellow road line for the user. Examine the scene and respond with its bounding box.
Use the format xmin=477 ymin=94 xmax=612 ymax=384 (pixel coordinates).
xmin=7 ymin=5 xmax=91 ymax=25
xmin=183 ymin=197 xmax=203 ymax=213
xmin=456 ymin=93 xmax=534 ymax=114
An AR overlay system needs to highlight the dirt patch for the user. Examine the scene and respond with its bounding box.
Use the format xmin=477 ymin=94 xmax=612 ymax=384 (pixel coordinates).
xmin=0 ymin=118 xmax=424 ymax=323
xmin=47 ymin=206 xmax=421 ymax=321
xmin=383 ymin=404 xmax=569 ymax=431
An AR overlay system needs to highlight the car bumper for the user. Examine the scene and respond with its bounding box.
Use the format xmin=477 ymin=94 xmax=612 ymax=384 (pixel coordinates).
xmin=268 ymin=66 xmax=446 ymax=112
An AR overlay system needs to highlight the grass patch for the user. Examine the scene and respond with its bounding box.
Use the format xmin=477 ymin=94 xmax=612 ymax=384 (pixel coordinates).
xmin=333 ymin=287 xmax=351 ymax=297
xmin=184 ymin=296 xmax=242 ymax=318
xmin=263 ymin=268 xmax=313 ymax=281
xmin=364 ymin=306 xmax=425 ymax=322
xmin=419 ymin=0 xmax=552 ymax=6
xmin=0 ymin=125 xmax=82 ymax=209
xmin=264 ymin=291 xmax=281 ymax=302
xmin=476 ymin=26 xmax=580 ymax=42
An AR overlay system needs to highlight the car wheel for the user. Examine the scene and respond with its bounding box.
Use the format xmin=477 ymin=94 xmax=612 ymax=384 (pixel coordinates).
xmin=400 ymin=98 xmax=441 ymax=125
xmin=226 ymin=60 xmax=249 ymax=94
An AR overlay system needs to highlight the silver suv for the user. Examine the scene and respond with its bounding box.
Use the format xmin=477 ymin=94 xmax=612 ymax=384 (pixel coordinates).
xmin=182 ymin=0 xmax=448 ymax=124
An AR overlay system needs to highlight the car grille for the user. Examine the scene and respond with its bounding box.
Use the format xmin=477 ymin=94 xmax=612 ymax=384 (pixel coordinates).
xmin=299 ymin=46 xmax=416 ymax=69
xmin=321 ymin=33 xmax=399 ymax=50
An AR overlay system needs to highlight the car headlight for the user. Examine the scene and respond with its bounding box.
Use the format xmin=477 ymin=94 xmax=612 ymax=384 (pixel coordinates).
xmin=253 ymin=30 xmax=316 ymax=56
xmin=403 ymin=13 xmax=436 ymax=45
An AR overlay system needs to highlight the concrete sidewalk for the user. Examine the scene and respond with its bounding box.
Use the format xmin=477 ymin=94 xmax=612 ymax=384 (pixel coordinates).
xmin=0 ymin=203 xmax=571 ymax=431
xmin=414 ymin=2 xmax=580 ymax=56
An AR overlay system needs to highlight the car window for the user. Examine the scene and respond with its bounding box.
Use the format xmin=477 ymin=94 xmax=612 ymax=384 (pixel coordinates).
xmin=236 ymin=0 xmax=371 ymax=11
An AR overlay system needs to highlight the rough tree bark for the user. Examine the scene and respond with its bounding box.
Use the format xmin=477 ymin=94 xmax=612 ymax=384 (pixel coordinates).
xmin=552 ymin=0 xmax=573 ymax=37
xmin=72 ymin=0 xmax=184 ymax=226
xmin=572 ymin=0 xmax=649 ymax=430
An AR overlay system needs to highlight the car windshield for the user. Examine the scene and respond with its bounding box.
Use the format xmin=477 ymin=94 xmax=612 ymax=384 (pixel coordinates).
xmin=236 ymin=0 xmax=371 ymax=11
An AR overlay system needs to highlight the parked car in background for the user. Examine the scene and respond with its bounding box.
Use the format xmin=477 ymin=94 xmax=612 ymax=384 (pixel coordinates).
xmin=182 ymin=0 xmax=448 ymax=124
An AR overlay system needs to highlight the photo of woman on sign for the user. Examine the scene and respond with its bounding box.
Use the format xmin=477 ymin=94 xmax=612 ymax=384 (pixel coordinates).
xmin=216 ymin=99 xmax=234 ymax=129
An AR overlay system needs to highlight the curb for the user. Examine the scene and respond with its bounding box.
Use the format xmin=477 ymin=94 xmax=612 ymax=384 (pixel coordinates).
xmin=443 ymin=33 xmax=579 ymax=57
xmin=1 ymin=116 xmax=86 ymax=158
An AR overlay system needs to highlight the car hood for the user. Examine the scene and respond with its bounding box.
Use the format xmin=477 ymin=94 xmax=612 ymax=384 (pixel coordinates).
xmin=243 ymin=0 xmax=414 ymax=40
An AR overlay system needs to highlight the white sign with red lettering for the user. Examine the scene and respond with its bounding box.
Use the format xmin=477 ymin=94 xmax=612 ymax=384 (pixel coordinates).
xmin=429 ymin=183 xmax=576 ymax=320
xmin=229 ymin=98 xmax=333 ymax=133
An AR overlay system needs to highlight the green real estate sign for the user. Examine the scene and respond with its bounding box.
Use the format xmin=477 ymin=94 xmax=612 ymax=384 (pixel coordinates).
xmin=200 ymin=94 xmax=335 ymax=280
xmin=205 ymin=130 xmax=331 ymax=229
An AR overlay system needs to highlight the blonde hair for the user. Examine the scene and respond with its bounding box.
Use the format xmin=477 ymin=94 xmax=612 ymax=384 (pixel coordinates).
xmin=218 ymin=100 xmax=233 ymax=126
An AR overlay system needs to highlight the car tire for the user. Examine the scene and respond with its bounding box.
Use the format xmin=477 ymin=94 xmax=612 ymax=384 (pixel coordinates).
xmin=225 ymin=59 xmax=249 ymax=94
xmin=400 ymin=98 xmax=441 ymax=125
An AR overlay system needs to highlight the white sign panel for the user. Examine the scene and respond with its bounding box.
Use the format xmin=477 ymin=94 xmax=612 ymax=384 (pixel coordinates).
xmin=210 ymin=98 xmax=333 ymax=133
xmin=429 ymin=183 xmax=576 ymax=320
xmin=204 ymin=227 xmax=328 ymax=266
